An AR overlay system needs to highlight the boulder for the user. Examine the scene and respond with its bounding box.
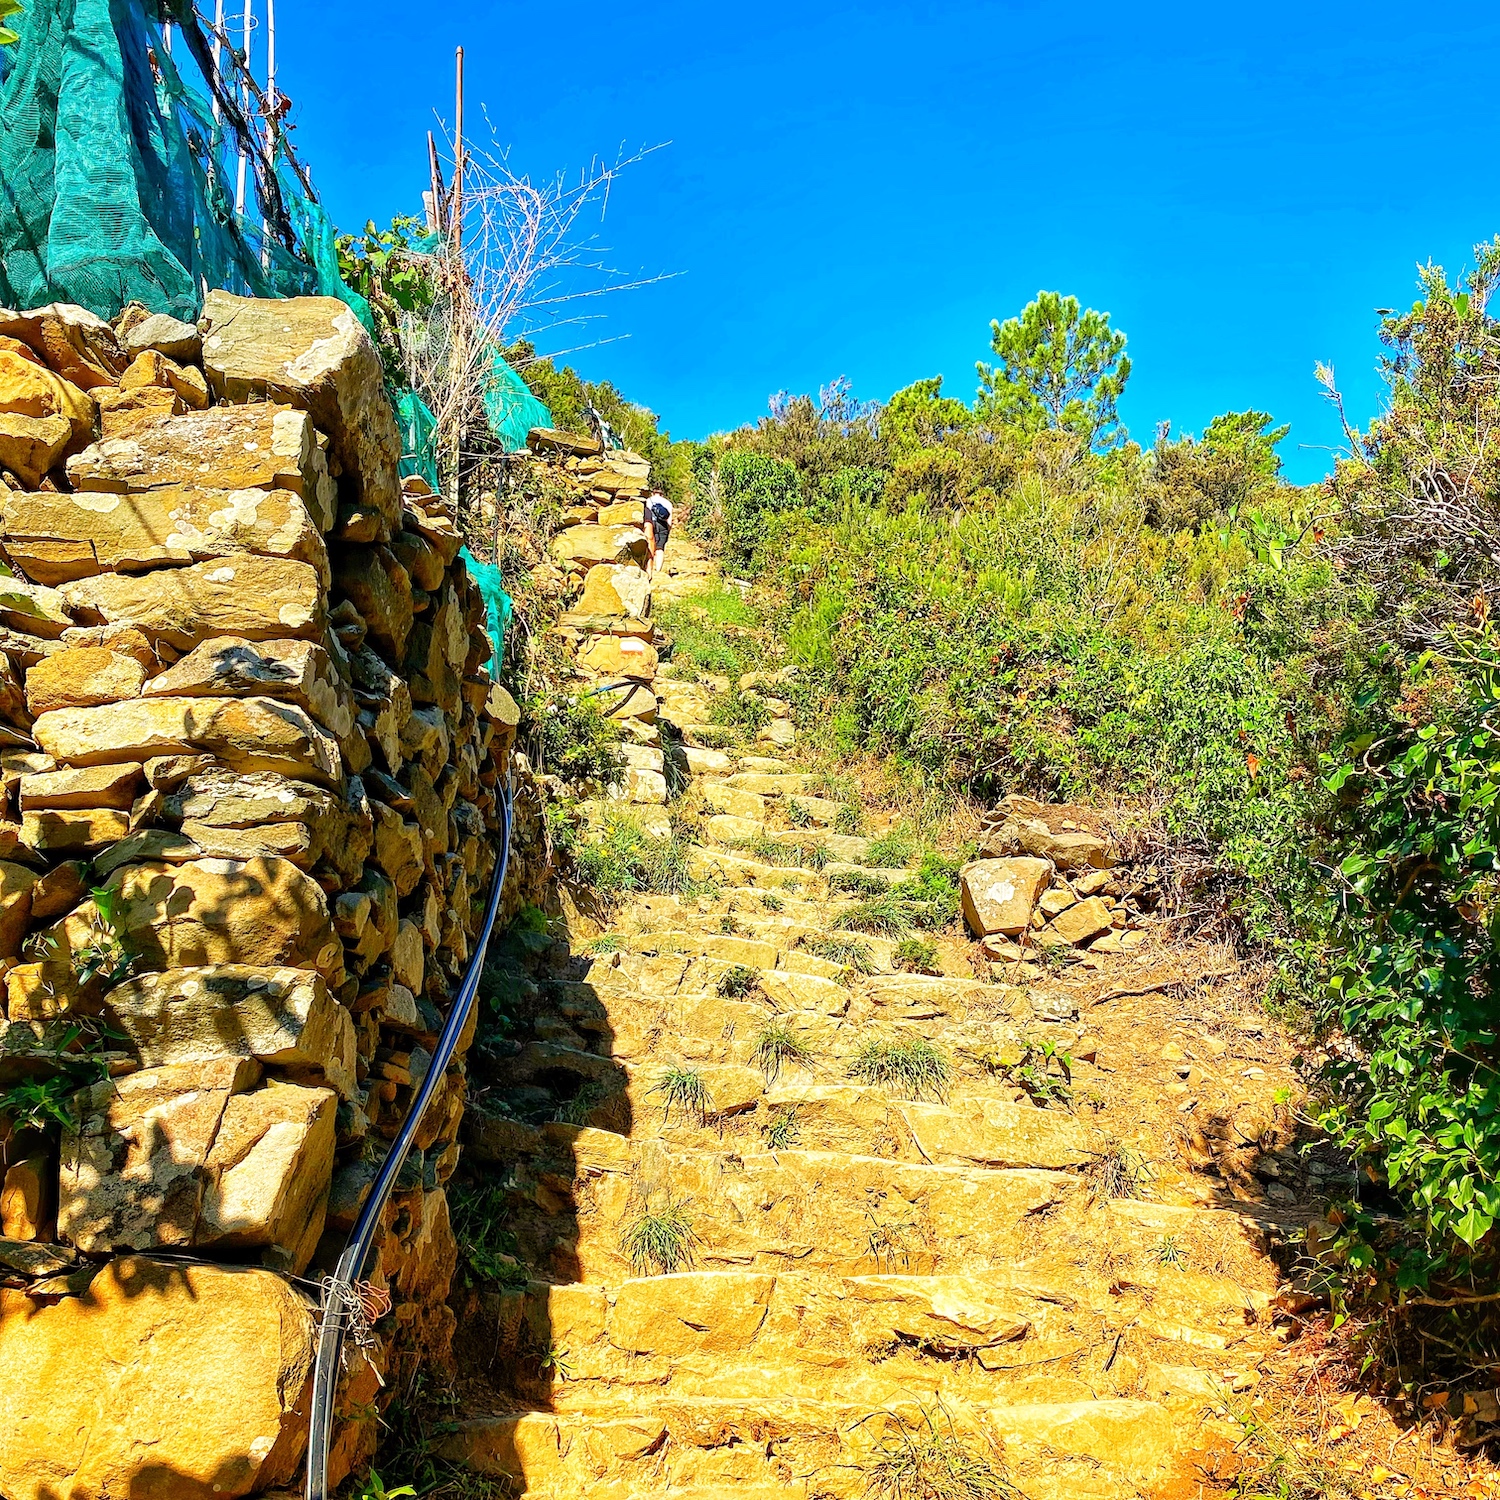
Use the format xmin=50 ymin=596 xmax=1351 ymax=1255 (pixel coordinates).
xmin=0 ymin=859 xmax=37 ymax=958
xmin=1 ymin=483 xmax=329 ymax=583
xmin=66 ymin=404 xmax=335 ymax=529
xmin=33 ymin=695 xmax=342 ymax=786
xmin=105 ymin=965 xmax=356 ymax=1100
xmin=845 ymin=1274 xmax=1034 ymax=1351
xmin=549 ymin=524 xmax=650 ymax=567
xmin=144 ymin=637 xmax=355 ymax=739
xmin=23 ymin=644 xmax=147 ymax=715
xmin=59 ymin=553 xmax=324 ymax=651
xmin=0 ymin=348 xmax=95 ymax=447
xmin=0 ymin=1157 xmax=52 ymax=1239
xmin=979 ymin=797 xmax=1116 ymax=871
xmin=0 ymin=411 xmax=72 ymax=487
xmin=200 ymin=292 xmax=402 ymax=533
xmin=58 ymin=1057 xmax=260 ymax=1251
xmin=577 ymin=562 xmax=651 ymax=619
xmin=118 ymin=349 xmax=210 ymax=409
xmin=0 ymin=303 xmax=125 ymax=388
xmin=959 ymin=856 xmax=1051 ymax=937
xmin=576 ymin=633 xmax=658 ymax=680
xmin=0 ymin=1255 xmax=315 ymax=1500
xmin=94 ymin=384 xmax=181 ymax=442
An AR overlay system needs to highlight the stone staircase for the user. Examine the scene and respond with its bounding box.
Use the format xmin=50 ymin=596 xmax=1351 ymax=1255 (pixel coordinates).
xmin=441 ymin=534 xmax=1305 ymax=1499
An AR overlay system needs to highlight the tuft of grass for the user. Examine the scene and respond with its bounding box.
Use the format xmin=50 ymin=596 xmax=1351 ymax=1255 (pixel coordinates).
xmin=760 ymin=891 xmax=786 ymax=912
xmin=866 ymin=825 xmax=918 ymax=867
xmin=848 ymin=1037 xmax=952 ymax=1101
xmin=621 ymin=1201 xmax=696 ymax=1275
xmin=1223 ymin=1395 xmax=1360 ymax=1500
xmin=800 ymin=932 xmax=877 ymax=973
xmin=785 ymin=798 xmax=815 ymax=828
xmin=894 ymin=937 xmax=940 ymax=974
xmin=737 ymin=833 xmax=831 ymax=871
xmin=709 ymin=689 xmax=771 ymax=733
xmin=835 ymin=893 xmax=914 ymax=936
xmin=862 ymin=1403 xmax=1015 ymax=1500
xmin=751 ymin=1021 xmax=817 ymax=1081
xmin=763 ymin=1105 xmax=802 ymax=1150
xmin=649 ymin=1065 xmax=713 ymax=1124
xmin=1088 ymin=1142 xmax=1153 ymax=1201
xmin=829 ymin=868 xmax=892 ymax=897
xmin=574 ymin=811 xmax=702 ymax=898
xmin=656 ymin=584 xmax=760 ymax=678
xmin=1151 ymin=1235 xmax=1188 ymax=1269
xmin=691 ymin=725 xmax=740 ymax=750
xmin=834 ymin=804 xmax=865 ymax=835
xmin=719 ymin=910 xmax=741 ymax=934
xmin=448 ymin=1179 xmax=525 ymax=1288
xmin=587 ymin=932 xmax=625 ymax=955
xmin=717 ymin=964 xmax=761 ymax=998
xmin=555 ymin=1080 xmax=608 ymax=1127
xmin=889 ymin=852 xmax=963 ymax=929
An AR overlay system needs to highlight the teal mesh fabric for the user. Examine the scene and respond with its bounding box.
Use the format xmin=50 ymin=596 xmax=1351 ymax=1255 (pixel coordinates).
xmin=397 ymin=388 xmax=440 ymax=491
xmin=483 ymin=346 xmax=552 ymax=453
xmin=0 ymin=0 xmax=317 ymax=317
xmin=460 ymin=545 xmax=513 ymax=680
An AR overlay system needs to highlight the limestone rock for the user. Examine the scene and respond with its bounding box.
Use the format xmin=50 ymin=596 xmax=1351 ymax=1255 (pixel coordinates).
xmin=122 ymin=311 xmax=203 ymax=362
xmin=334 ymin=544 xmax=412 ymax=662
xmin=197 ymin=1080 xmax=337 ymax=1270
xmin=1 ymin=1156 xmax=52 ymax=1239
xmin=0 ymin=303 xmax=125 ymax=388
xmin=33 ymin=695 xmax=341 ymax=785
xmin=144 ymin=636 xmax=355 ymax=739
xmin=23 ymin=644 xmax=147 ymax=715
xmin=577 ymin=562 xmax=651 ymax=619
xmin=610 ymin=1271 xmax=775 ymax=1356
xmin=118 ymin=348 xmax=210 ymax=409
xmin=980 ymin=797 xmax=1116 ymax=871
xmin=1 ymin=483 xmax=329 ymax=583
xmin=0 ymin=411 xmax=72 ymax=487
xmin=200 ymin=292 xmax=402 ymax=533
xmin=0 ymin=573 xmax=73 ymax=637
xmin=0 ymin=1255 xmax=315 ymax=1500
xmin=105 ymin=965 xmax=356 ymax=1100
xmin=59 ymin=553 xmax=324 ymax=651
xmin=959 ymin=856 xmax=1051 ymax=937
xmin=846 ymin=1274 xmax=1034 ymax=1351
xmin=0 ymin=348 xmax=95 ymax=447
xmin=67 ymin=404 xmax=334 ymax=529
xmin=19 ymin=762 xmax=142 ymax=809
xmin=0 ymin=859 xmax=37 ymax=957
xmin=1048 ymin=894 xmax=1114 ymax=946
xmin=95 ymin=383 xmax=181 ymax=441
xmin=577 ymin=633 xmax=658 ymax=680
xmin=19 ymin=806 xmax=130 ymax=854
xmin=58 ymin=1057 xmax=259 ymax=1251
xmin=550 ymin=524 xmax=650 ymax=567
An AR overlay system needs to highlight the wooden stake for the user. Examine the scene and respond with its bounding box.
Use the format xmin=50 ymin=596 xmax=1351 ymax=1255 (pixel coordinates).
xmin=427 ymin=130 xmax=446 ymax=236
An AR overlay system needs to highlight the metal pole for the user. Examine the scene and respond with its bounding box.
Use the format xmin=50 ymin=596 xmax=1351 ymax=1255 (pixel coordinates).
xmin=210 ymin=0 xmax=225 ymax=121
xmin=234 ymin=0 xmax=252 ymax=215
xmin=452 ymin=46 xmax=464 ymax=246
xmin=447 ymin=45 xmax=467 ymax=504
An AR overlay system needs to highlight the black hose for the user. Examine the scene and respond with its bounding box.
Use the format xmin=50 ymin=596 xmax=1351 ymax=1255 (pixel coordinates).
xmin=304 ymin=777 xmax=514 ymax=1499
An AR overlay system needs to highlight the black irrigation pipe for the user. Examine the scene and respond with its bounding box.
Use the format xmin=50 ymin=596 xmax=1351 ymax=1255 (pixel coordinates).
xmin=304 ymin=773 xmax=514 ymax=1500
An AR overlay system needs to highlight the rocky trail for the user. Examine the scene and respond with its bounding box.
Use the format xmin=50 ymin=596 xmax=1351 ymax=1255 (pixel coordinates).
xmin=435 ymin=526 xmax=1373 ymax=1500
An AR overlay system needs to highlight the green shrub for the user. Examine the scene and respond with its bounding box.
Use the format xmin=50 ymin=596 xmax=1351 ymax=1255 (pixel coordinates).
xmin=828 ymin=868 xmax=892 ymax=896
xmin=524 ymin=688 xmax=622 ymax=788
xmin=866 ymin=826 xmax=918 ymax=866
xmin=709 ymin=690 xmax=771 ymax=734
xmin=656 ymin=583 xmax=760 ymax=679
xmin=893 ymin=937 xmax=940 ymax=973
xmin=848 ymin=1037 xmax=952 ymax=1100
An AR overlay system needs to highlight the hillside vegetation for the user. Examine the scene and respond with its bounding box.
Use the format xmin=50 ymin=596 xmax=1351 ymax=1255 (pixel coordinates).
xmin=681 ymin=254 xmax=1500 ymax=1365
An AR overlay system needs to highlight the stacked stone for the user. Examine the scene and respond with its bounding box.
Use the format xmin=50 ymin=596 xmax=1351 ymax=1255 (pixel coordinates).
xmin=524 ymin=428 xmax=669 ymax=810
xmin=0 ymin=295 xmax=514 ymax=1499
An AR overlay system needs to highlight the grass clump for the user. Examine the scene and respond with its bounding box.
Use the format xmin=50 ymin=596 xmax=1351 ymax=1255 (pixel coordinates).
xmin=829 ymin=868 xmax=892 ymax=896
xmin=848 ymin=1037 xmax=952 ymax=1101
xmin=716 ymin=964 xmax=761 ymax=998
xmin=709 ymin=689 xmax=771 ymax=733
xmin=834 ymin=804 xmax=866 ymax=835
xmin=799 ymin=932 xmax=876 ymax=973
xmin=621 ymin=1201 xmax=696 ymax=1275
xmin=836 ymin=893 xmax=914 ymax=936
xmin=573 ymin=811 xmax=700 ymax=898
xmin=862 ymin=1403 xmax=1014 ymax=1500
xmin=649 ymin=1065 xmax=713 ymax=1124
xmin=751 ymin=1021 xmax=817 ymax=1081
xmin=586 ymin=932 xmax=625 ymax=955
xmin=866 ymin=825 xmax=918 ymax=867
xmin=655 ymin=584 xmax=760 ymax=678
xmin=1088 ymin=1142 xmax=1153 ymax=1201
xmin=760 ymin=891 xmax=786 ymax=912
xmin=893 ymin=937 xmax=940 ymax=973
xmin=785 ymin=798 xmax=815 ymax=828
xmin=889 ymin=852 xmax=962 ymax=929
xmin=763 ymin=1105 xmax=802 ymax=1149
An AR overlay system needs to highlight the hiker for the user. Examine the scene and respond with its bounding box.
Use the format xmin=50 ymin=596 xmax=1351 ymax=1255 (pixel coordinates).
xmin=646 ymin=492 xmax=674 ymax=576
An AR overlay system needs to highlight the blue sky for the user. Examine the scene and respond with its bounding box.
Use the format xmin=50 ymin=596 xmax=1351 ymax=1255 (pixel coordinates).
xmin=278 ymin=1 xmax=1500 ymax=483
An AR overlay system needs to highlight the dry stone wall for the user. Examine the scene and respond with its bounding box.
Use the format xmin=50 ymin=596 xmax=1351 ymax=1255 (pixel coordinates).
xmin=0 ymin=295 xmax=518 ymax=1498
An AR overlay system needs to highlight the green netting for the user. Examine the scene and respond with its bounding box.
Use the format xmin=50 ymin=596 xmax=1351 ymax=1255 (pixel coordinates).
xmin=460 ymin=544 xmax=512 ymax=681
xmin=483 ymin=345 xmax=552 ymax=453
xmin=397 ymin=388 xmax=440 ymax=491
xmin=0 ymin=0 xmax=319 ymax=318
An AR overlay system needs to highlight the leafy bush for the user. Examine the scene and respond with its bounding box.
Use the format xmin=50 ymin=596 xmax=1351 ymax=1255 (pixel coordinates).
xmin=524 ymin=688 xmax=622 ymax=789
xmin=716 ymin=964 xmax=761 ymax=998
xmin=893 ymin=937 xmax=940 ymax=974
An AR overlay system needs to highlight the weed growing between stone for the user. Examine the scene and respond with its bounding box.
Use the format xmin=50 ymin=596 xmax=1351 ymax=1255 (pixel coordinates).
xmin=621 ymin=1201 xmax=696 ymax=1275
xmin=716 ymin=964 xmax=762 ymax=998
xmin=762 ymin=1105 xmax=802 ymax=1149
xmin=866 ymin=825 xmax=918 ymax=867
xmin=848 ymin=1037 xmax=953 ymax=1101
xmin=1087 ymin=1142 xmax=1153 ymax=1201
xmin=835 ymin=893 xmax=914 ymax=936
xmin=894 ymin=937 xmax=941 ymax=973
xmin=760 ymin=890 xmax=786 ymax=911
xmin=750 ymin=1021 xmax=817 ymax=1081
xmin=447 ymin=1180 xmax=527 ymax=1290
xmin=860 ymin=1403 xmax=1016 ymax=1500
xmin=799 ymin=932 xmax=877 ymax=972
xmin=649 ymin=1065 xmax=713 ymax=1124
xmin=709 ymin=688 xmax=770 ymax=734
xmin=829 ymin=868 xmax=893 ymax=896
xmin=572 ymin=811 xmax=701 ymax=898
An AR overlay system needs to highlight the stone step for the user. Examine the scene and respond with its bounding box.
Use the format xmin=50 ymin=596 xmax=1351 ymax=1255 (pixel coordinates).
xmin=477 ymin=1267 xmax=1268 ymax=1407
xmin=439 ymin=1393 xmax=1201 ymax=1500
xmin=723 ymin=771 xmax=820 ymax=795
xmin=505 ymin=1144 xmax=1078 ymax=1282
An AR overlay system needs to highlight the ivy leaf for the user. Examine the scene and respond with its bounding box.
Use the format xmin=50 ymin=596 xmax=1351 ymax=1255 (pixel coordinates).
xmin=1451 ymin=1204 xmax=1493 ymax=1246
